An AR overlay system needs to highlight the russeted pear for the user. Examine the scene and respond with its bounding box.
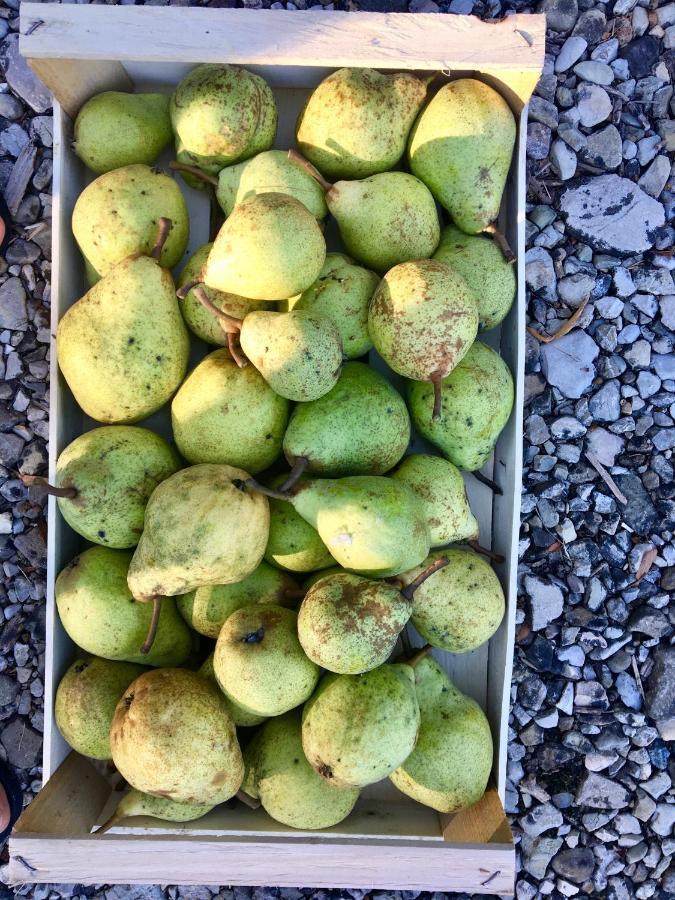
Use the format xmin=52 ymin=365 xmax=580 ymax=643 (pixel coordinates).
xmin=390 ymin=454 xmax=478 ymax=547
xmin=95 ymin=789 xmax=214 ymax=834
xmin=296 ymin=68 xmax=428 ymax=180
xmin=368 ymin=260 xmax=478 ymax=419
xmin=55 ymin=657 xmax=146 ymax=760
xmin=110 ymin=668 xmax=244 ymax=804
xmin=243 ymin=711 xmax=359 ymax=829
xmin=72 ymin=165 xmax=189 ymax=275
xmin=390 ymin=656 xmax=493 ymax=812
xmin=55 ymin=547 xmax=192 ymax=666
xmin=177 ymin=244 xmax=272 ymax=346
xmin=302 ymin=664 xmax=420 ymax=788
xmin=58 ymin=220 xmax=190 ymax=423
xmin=433 ymin=225 xmax=516 ymax=331
xmin=400 ymin=549 xmax=505 ymax=653
xmin=282 ymin=363 xmax=410 ymax=477
xmin=264 ymin=475 xmax=335 ymax=574
xmin=198 ymin=653 xmax=266 ymax=728
xmin=214 ymin=605 xmax=319 ymax=717
xmin=407 ymin=341 xmax=514 ymax=470
xmin=171 ymin=64 xmax=277 ymax=169
xmin=73 ymin=92 xmax=172 ymax=174
xmin=43 ymin=426 xmax=181 ymax=549
xmin=408 ymin=79 xmax=516 ymax=234
xmin=171 ymin=350 xmax=289 ymax=472
xmin=292 ymin=255 xmax=378 ymax=358
xmin=178 ymin=560 xmax=298 ymax=639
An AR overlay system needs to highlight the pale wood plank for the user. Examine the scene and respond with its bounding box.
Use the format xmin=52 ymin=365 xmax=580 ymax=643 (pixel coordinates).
xmin=27 ymin=58 xmax=132 ymax=118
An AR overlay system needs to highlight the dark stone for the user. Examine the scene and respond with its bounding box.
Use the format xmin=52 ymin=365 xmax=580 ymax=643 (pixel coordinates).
xmin=628 ymin=607 xmax=672 ymax=639
xmin=620 ymin=36 xmax=660 ymax=79
xmin=524 ymin=635 xmax=565 ymax=674
xmin=645 ymin=647 xmax=675 ymax=722
xmin=612 ymin=474 xmax=658 ymax=535
xmin=13 ymin=526 xmax=47 ymax=569
xmin=551 ymin=847 xmax=595 ymax=882
xmin=0 ymin=717 xmax=42 ymax=769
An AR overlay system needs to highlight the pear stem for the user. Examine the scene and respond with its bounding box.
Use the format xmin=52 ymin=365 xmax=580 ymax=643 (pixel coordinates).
xmin=176 ymin=278 xmax=200 ymax=301
xmin=467 ymin=539 xmax=505 ymax=565
xmin=236 ymin=790 xmax=262 ymax=810
xmin=19 ymin=474 xmax=78 ymax=500
xmin=279 ymin=457 xmax=309 ymax=493
xmin=227 ymin=332 xmax=248 ymax=369
xmin=139 ymin=596 xmax=162 ymax=655
xmin=483 ymin=224 xmax=516 ymax=265
xmin=193 ymin=286 xmax=243 ymax=336
xmin=287 ymin=149 xmax=333 ymax=193
xmin=92 ymin=810 xmax=122 ymax=836
xmin=150 ymin=218 xmax=173 ymax=261
xmin=400 ymin=557 xmax=448 ymax=602
xmin=430 ymin=373 xmax=443 ymax=421
xmin=241 ymin=478 xmax=292 ymax=502
xmin=471 ymin=470 xmax=503 ymax=495
xmin=169 ymin=160 xmax=219 ymax=187
xmin=406 ymin=644 xmax=433 ymax=669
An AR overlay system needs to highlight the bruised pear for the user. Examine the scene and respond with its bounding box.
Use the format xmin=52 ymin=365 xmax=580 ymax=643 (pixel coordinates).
xmin=95 ymin=788 xmax=214 ymax=834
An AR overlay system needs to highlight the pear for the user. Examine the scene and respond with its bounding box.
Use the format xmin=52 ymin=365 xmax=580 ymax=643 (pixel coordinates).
xmin=408 ymin=79 xmax=516 ymax=235
xmin=72 ymin=165 xmax=189 ymax=275
xmin=407 ymin=341 xmax=514 ymax=470
xmin=264 ymin=474 xmax=336 ymax=574
xmin=73 ymin=92 xmax=173 ymax=174
xmin=203 ymin=193 xmax=325 ymax=301
xmin=292 ymin=255 xmax=378 ymax=359
xmin=433 ymin=225 xmax=516 ymax=331
xmin=58 ymin=220 xmax=190 ymax=423
xmin=368 ymin=259 xmax=478 ymax=419
xmin=95 ymin=788 xmax=214 ymax=834
xmin=243 ymin=711 xmax=359 ymax=830
xmin=55 ymin=657 xmax=146 ymax=760
xmin=302 ymin=566 xmax=343 ymax=590
xmin=84 ymin=257 xmax=101 ymax=287
xmin=400 ymin=549 xmax=505 ymax=653
xmin=41 ymin=426 xmax=181 ymax=549
xmin=282 ymin=363 xmax=409 ymax=478
xmin=296 ymin=68 xmax=428 ymax=180
xmin=171 ymin=64 xmax=277 ymax=169
xmin=390 ymin=656 xmax=493 ymax=812
xmin=302 ymin=663 xmax=420 ymax=788
xmin=198 ymin=653 xmax=267 ymax=728
xmin=214 ymin=605 xmax=319 ymax=717
xmin=174 ymin=136 xmax=223 ymax=191
xmin=178 ymin=560 xmax=298 ymax=639
xmin=171 ymin=350 xmax=289 ymax=472
xmin=177 ymin=244 xmax=272 ymax=346
xmin=390 ymin=454 xmax=478 ymax=547
xmin=110 ymin=668 xmax=244 ymax=804
xmin=55 ymin=547 xmax=191 ymax=666
xmin=128 ymin=464 xmax=270 ymax=601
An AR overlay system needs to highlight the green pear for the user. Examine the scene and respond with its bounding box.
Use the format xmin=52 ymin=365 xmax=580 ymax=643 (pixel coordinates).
xmin=55 ymin=547 xmax=191 ymax=666
xmin=84 ymin=257 xmax=101 ymax=287
xmin=55 ymin=657 xmax=146 ymax=760
xmin=282 ymin=362 xmax=410 ymax=477
xmin=58 ymin=225 xmax=190 ymax=424
xmin=110 ymin=668 xmax=244 ymax=804
xmin=408 ymin=79 xmax=516 ymax=234
xmin=128 ymin=464 xmax=270 ymax=601
xmin=243 ymin=711 xmax=359 ymax=829
xmin=174 ymin=135 xmax=223 ymax=190
xmin=296 ymin=68 xmax=428 ymax=180
xmin=264 ymin=474 xmax=335 ymax=574
xmin=171 ymin=350 xmax=289 ymax=472
xmin=178 ymin=560 xmax=298 ymax=639
xmin=177 ymin=244 xmax=272 ymax=346
xmin=239 ymin=310 xmax=342 ymax=402
xmin=390 ymin=454 xmax=478 ymax=547
xmin=292 ymin=255 xmax=379 ymax=359
xmin=49 ymin=426 xmax=181 ymax=549
xmin=72 ymin=165 xmax=189 ymax=275
xmin=390 ymin=656 xmax=493 ymax=812
xmin=199 ymin=653 xmax=266 ymax=728
xmin=433 ymin=225 xmax=516 ymax=331
xmin=73 ymin=92 xmax=173 ymax=174
xmin=400 ymin=549 xmax=505 ymax=653
xmin=302 ymin=664 xmax=420 ymax=788
xmin=171 ymin=64 xmax=277 ymax=169
xmin=203 ymin=193 xmax=325 ymax=301
xmin=95 ymin=788 xmax=214 ymax=834
xmin=214 ymin=605 xmax=319 ymax=717
xmin=368 ymin=259 xmax=478 ymax=418
xmin=407 ymin=341 xmax=514 ymax=470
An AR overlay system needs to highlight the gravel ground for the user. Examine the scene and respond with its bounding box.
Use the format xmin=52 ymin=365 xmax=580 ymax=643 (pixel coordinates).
xmin=0 ymin=0 xmax=674 ymax=897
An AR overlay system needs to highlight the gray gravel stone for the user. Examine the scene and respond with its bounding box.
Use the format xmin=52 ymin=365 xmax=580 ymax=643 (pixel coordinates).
xmin=582 ymin=124 xmax=622 ymax=170
xmin=576 ymin=83 xmax=612 ymax=127
xmin=0 ymin=717 xmax=42 ymax=768
xmin=0 ymin=277 xmax=27 ymax=329
xmin=551 ymin=847 xmax=595 ymax=882
xmin=638 ymin=156 xmax=671 ymax=198
xmin=538 ymin=0 xmax=578 ymax=32
xmin=550 ymin=139 xmax=577 ymax=180
xmin=524 ymin=575 xmax=564 ymax=630
xmin=585 ymin=427 xmax=623 ymax=466
xmin=589 ymin=380 xmax=621 ymax=421
xmin=573 ymin=60 xmax=613 ymax=85
xmin=555 ymin=35 xmax=587 ymax=73
xmin=576 ymin=773 xmax=631 ymax=809
xmin=0 ymin=34 xmax=51 ymax=113
xmin=540 ymin=330 xmax=599 ymax=399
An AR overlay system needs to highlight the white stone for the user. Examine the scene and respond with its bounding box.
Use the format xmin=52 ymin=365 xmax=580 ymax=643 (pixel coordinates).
xmin=550 ymin=139 xmax=577 ymax=180
xmin=638 ymin=155 xmax=671 ymax=199
xmin=573 ymin=60 xmax=614 ymax=85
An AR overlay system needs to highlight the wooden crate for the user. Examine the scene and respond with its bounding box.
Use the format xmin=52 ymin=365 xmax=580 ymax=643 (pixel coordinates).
xmin=12 ymin=6 xmax=545 ymax=893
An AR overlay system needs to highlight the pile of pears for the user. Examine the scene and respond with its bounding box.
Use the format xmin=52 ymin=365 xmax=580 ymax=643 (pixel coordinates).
xmin=50 ymin=62 xmax=517 ymax=835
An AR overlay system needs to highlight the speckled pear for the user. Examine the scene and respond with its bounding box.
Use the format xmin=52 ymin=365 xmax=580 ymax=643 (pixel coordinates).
xmin=302 ymin=664 xmax=420 ymax=788
xmin=282 ymin=363 xmax=410 ymax=477
xmin=95 ymin=789 xmax=214 ymax=834
xmin=199 ymin=653 xmax=266 ymax=728
xmin=296 ymin=68 xmax=428 ymax=180
xmin=390 ymin=656 xmax=493 ymax=812
xmin=264 ymin=475 xmax=335 ymax=574
xmin=214 ymin=605 xmax=319 ymax=718
xmin=243 ymin=711 xmax=359 ymax=830
xmin=408 ymin=79 xmax=516 ymax=234
xmin=110 ymin=668 xmax=244 ymax=804
xmin=407 ymin=341 xmax=514 ymax=470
